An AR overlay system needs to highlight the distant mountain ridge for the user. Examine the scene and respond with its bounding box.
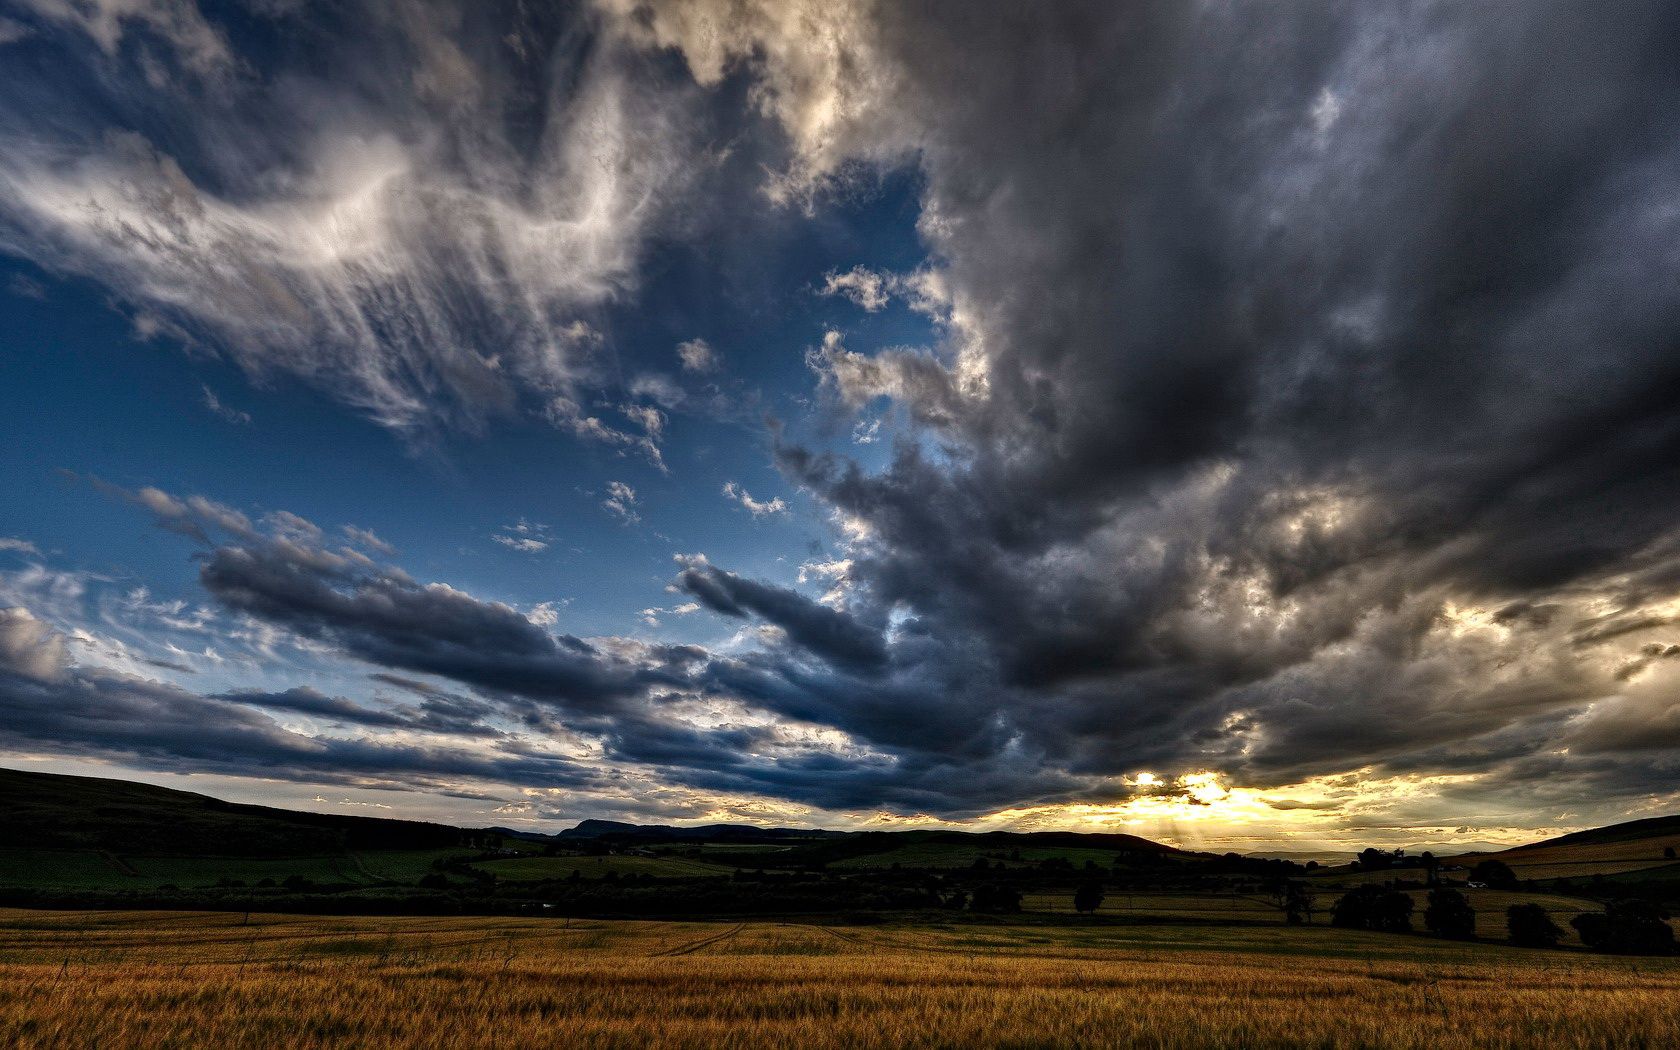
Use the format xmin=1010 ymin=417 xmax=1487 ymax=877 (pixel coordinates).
xmin=558 ymin=819 xmax=844 ymax=842
xmin=559 ymin=817 xmax=1185 ymax=855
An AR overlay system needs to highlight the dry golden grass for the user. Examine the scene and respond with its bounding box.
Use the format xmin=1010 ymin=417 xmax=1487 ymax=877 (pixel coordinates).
xmin=3 ymin=909 xmax=1679 ymax=1048
xmin=1455 ymin=831 xmax=1680 ymax=878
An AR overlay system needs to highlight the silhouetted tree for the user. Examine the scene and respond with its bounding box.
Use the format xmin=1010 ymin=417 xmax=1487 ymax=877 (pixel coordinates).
xmin=1506 ymin=904 xmax=1564 ymax=948
xmin=1074 ymin=881 xmax=1104 ymax=915
xmin=1356 ymin=848 xmax=1390 ymax=872
xmin=1331 ymin=886 xmax=1414 ymax=933
xmin=1470 ymin=859 xmax=1518 ymax=889
xmin=1282 ymin=882 xmax=1315 ymax=925
xmin=1423 ymin=888 xmax=1476 ymax=939
xmin=1571 ymin=900 xmax=1677 ymax=955
xmin=1420 ymin=852 xmax=1439 ymax=886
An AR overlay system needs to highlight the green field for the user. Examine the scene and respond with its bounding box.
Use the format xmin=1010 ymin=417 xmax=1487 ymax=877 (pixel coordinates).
xmin=0 ymin=850 xmax=133 ymax=891
xmin=474 ymin=854 xmax=737 ymax=880
xmin=829 ymin=843 xmax=1139 ymax=870
xmin=0 ymin=847 xmax=474 ymax=890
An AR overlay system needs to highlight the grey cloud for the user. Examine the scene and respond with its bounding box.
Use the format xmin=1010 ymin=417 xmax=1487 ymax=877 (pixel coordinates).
xmin=18 ymin=1 xmax=1680 ymax=826
xmin=674 ymin=558 xmax=886 ymax=671
xmin=611 ymin=0 xmax=1680 ymax=816
xmin=0 ymin=610 xmax=597 ymax=793
xmin=198 ymin=541 xmax=701 ymax=712
xmin=218 ymin=685 xmax=501 ymax=737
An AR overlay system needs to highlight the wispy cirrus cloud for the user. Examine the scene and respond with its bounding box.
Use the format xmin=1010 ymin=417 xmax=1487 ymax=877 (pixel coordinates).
xmin=0 ymin=0 xmax=708 ymax=446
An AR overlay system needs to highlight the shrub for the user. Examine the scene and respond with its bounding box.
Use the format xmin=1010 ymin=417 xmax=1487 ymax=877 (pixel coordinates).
xmin=1424 ymin=888 xmax=1476 ymax=939
xmin=1469 ymin=859 xmax=1517 ymax=890
xmin=970 ymin=884 xmax=1022 ymax=913
xmin=1073 ymin=881 xmax=1104 ymax=915
xmin=1506 ymin=904 xmax=1564 ymax=948
xmin=1571 ymin=900 xmax=1676 ymax=955
xmin=1330 ymin=886 xmax=1413 ymax=933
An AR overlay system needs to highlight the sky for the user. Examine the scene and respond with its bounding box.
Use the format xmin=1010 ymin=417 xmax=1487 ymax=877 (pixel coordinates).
xmin=3 ymin=0 xmax=1680 ymax=853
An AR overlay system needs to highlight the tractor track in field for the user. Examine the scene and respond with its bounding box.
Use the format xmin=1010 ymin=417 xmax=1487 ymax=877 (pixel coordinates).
xmin=803 ymin=923 xmax=880 ymax=952
xmin=650 ymin=923 xmax=745 ymax=957
xmin=801 ymin=923 xmax=950 ymax=956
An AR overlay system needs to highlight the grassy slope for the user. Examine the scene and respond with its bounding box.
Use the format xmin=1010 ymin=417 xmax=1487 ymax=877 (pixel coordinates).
xmin=1451 ymin=820 xmax=1680 ymax=879
xmin=0 ymin=848 xmax=473 ymax=891
xmin=0 ymin=767 xmax=465 ymax=857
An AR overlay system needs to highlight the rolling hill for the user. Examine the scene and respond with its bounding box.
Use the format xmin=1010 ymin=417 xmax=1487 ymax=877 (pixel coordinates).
xmin=1450 ymin=816 xmax=1680 ymax=880
xmin=0 ymin=766 xmax=468 ymax=857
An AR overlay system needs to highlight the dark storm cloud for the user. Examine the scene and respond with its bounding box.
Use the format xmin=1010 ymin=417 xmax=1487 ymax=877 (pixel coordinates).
xmin=52 ymin=485 xmax=1080 ymax=815
xmin=673 ymin=558 xmax=887 ymax=671
xmin=12 ymin=0 xmax=1680 ymax=826
xmin=0 ymin=608 xmax=596 ymax=792
xmin=217 ymin=686 xmax=501 ymax=737
xmin=198 ymin=541 xmax=703 ymax=713
xmin=605 ymin=0 xmax=1680 ymax=817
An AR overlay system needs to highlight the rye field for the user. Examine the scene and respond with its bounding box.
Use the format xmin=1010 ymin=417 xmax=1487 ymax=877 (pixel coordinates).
xmin=2 ymin=909 xmax=1678 ymax=1049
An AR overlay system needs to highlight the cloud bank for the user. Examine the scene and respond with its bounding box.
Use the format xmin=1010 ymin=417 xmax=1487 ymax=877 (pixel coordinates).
xmin=6 ymin=1 xmax=1680 ymax=836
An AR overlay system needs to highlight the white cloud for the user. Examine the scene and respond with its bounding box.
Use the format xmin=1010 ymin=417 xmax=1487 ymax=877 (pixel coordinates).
xmin=1312 ymin=86 xmax=1343 ymax=136
xmin=494 ymin=535 xmax=548 ymax=553
xmin=342 ymin=525 xmax=396 ymax=556
xmin=0 ymin=11 xmax=706 ymax=441
xmin=201 ymin=384 xmax=251 ymax=425
xmin=0 ymin=606 xmax=68 ymax=680
xmin=821 ymin=265 xmax=890 ymax=311
xmin=0 ymin=537 xmax=41 ymax=556
xmin=638 ymin=600 xmax=699 ymax=627
xmin=547 ymin=397 xmax=668 ymax=472
xmin=796 ymin=558 xmax=851 ymax=584
xmin=527 ymin=599 xmax=568 ymax=627
xmin=10 ymin=0 xmax=233 ymax=78
xmin=722 ymin=481 xmax=787 ymax=517
xmin=629 ymin=372 xmax=685 ymax=408
xmin=676 ymin=337 xmax=717 ymax=372
xmin=494 ymin=519 xmax=550 ymax=553
xmin=261 ymin=510 xmax=322 ymax=544
xmin=602 ymin=481 xmax=639 ymax=524
xmin=599 ymin=0 xmax=907 ymax=201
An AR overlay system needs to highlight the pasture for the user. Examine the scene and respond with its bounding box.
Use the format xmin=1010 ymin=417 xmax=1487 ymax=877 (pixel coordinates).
xmin=3 ymin=909 xmax=1678 ymax=1048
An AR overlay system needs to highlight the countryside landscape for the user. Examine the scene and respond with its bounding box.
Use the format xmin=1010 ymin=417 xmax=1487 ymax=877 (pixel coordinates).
xmin=2 ymin=766 xmax=1678 ymax=1047
xmin=8 ymin=0 xmax=1680 ymax=1045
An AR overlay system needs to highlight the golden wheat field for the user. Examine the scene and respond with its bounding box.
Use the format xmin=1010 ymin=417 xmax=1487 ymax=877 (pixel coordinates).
xmin=2 ymin=909 xmax=1679 ymax=1049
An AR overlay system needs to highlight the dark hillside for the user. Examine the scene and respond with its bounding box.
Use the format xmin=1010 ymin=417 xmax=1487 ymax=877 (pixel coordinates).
xmin=1517 ymin=816 xmax=1680 ymax=850
xmin=0 ymin=767 xmax=465 ymax=856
